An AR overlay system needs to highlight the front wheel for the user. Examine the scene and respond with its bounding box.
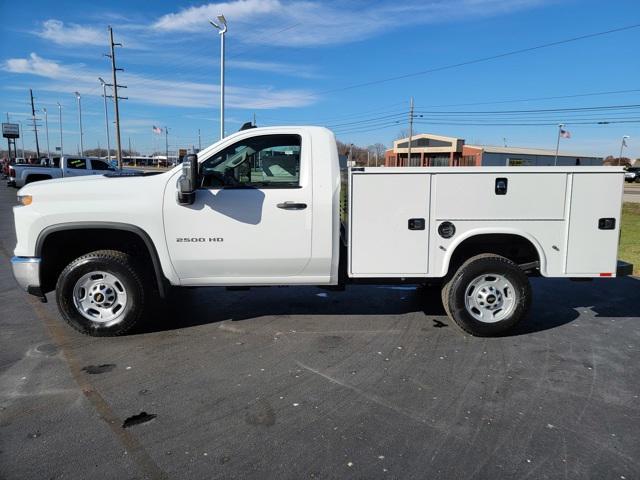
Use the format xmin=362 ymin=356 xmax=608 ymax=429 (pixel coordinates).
xmin=442 ymin=254 xmax=531 ymax=336
xmin=56 ymin=250 xmax=147 ymax=336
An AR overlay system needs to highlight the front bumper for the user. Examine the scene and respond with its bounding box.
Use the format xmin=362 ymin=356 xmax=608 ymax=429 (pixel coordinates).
xmin=11 ymin=257 xmax=42 ymax=295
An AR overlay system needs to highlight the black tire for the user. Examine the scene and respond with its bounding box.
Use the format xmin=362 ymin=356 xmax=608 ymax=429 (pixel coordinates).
xmin=55 ymin=250 xmax=146 ymax=336
xmin=443 ymin=254 xmax=531 ymax=337
xmin=440 ymin=277 xmax=452 ymax=318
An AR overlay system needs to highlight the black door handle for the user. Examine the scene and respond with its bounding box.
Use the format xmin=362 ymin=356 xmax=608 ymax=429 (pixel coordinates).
xmin=277 ymin=202 xmax=307 ymax=210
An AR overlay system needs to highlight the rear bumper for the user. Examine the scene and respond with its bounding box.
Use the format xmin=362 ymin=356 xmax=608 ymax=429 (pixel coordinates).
xmin=11 ymin=257 xmax=42 ymax=294
xmin=617 ymin=260 xmax=634 ymax=277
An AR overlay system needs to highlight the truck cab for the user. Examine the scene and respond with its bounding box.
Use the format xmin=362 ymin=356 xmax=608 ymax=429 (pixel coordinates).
xmin=10 ymin=126 xmax=631 ymax=337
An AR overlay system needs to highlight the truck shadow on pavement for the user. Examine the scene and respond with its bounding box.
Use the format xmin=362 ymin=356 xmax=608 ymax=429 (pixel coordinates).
xmin=135 ymin=276 xmax=640 ymax=337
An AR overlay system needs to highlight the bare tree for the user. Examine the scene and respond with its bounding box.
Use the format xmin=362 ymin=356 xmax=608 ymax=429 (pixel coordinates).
xmin=395 ymin=129 xmax=409 ymax=140
xmin=603 ymin=155 xmax=632 ymax=167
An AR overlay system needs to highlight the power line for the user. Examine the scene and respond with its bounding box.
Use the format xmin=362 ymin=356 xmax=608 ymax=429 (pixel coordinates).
xmin=327 ymin=103 xmax=640 ymax=131
xmin=417 ymin=88 xmax=640 ymax=108
xmin=319 ymin=23 xmax=640 ymax=94
xmin=415 ymin=103 xmax=640 ymax=115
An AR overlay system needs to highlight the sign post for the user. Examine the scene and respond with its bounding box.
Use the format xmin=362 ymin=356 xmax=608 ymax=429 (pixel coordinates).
xmin=2 ymin=123 xmax=20 ymax=161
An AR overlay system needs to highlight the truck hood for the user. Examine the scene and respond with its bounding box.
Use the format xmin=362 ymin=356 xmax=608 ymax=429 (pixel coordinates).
xmin=18 ymin=169 xmax=174 ymax=199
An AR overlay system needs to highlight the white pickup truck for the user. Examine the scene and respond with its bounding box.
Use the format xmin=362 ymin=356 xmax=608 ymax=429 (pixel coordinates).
xmin=7 ymin=156 xmax=129 ymax=188
xmin=10 ymin=126 xmax=632 ymax=337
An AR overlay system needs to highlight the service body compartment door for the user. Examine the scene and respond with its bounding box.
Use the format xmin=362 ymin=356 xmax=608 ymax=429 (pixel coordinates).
xmin=350 ymin=173 xmax=430 ymax=276
xmin=565 ymin=173 xmax=622 ymax=275
xmin=435 ymin=173 xmax=566 ymax=220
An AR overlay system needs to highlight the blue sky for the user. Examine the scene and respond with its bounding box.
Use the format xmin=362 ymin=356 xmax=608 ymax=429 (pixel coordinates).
xmin=1 ymin=0 xmax=639 ymax=158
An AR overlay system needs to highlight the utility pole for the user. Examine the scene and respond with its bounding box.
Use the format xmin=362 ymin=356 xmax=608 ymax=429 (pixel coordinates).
xmin=74 ymin=92 xmax=84 ymax=156
xmin=106 ymin=26 xmax=127 ymax=169
xmin=30 ymin=89 xmax=41 ymax=158
xmin=253 ymin=112 xmax=256 ymax=127
xmin=367 ymin=150 xmax=370 ymax=167
xmin=407 ymin=97 xmax=414 ymax=167
xmin=98 ymin=77 xmax=112 ymax=162
xmin=198 ymin=128 xmax=201 ymax=151
xmin=18 ymin=121 xmax=25 ymax=159
xmin=42 ymin=108 xmax=51 ymax=160
xmin=57 ymin=102 xmax=63 ymax=156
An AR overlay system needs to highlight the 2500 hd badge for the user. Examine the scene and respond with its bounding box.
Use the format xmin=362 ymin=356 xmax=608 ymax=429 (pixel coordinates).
xmin=176 ymin=237 xmax=224 ymax=242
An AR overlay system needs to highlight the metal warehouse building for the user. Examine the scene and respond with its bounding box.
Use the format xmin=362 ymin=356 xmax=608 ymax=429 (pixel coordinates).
xmin=385 ymin=133 xmax=602 ymax=167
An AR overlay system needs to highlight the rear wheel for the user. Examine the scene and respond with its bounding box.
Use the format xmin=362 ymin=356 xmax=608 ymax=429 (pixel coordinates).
xmin=442 ymin=254 xmax=531 ymax=336
xmin=56 ymin=250 xmax=146 ymax=336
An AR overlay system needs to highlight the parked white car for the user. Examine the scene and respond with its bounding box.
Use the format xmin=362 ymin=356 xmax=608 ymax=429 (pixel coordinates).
xmin=7 ymin=157 xmax=135 ymax=188
xmin=10 ymin=126 xmax=632 ymax=337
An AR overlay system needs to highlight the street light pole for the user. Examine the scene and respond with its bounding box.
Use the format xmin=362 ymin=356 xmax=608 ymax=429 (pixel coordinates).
xmin=74 ymin=92 xmax=84 ymax=156
xmin=57 ymin=102 xmax=63 ymax=156
xmin=619 ymin=135 xmax=630 ymax=166
xmin=165 ymin=126 xmax=169 ymax=166
xmin=42 ymin=107 xmax=51 ymax=160
xmin=209 ymin=15 xmax=227 ymax=140
xmin=98 ymin=77 xmax=112 ymax=161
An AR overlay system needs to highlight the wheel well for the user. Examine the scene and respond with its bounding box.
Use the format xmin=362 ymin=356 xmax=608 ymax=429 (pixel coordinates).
xmin=447 ymin=234 xmax=540 ymax=276
xmin=26 ymin=174 xmax=52 ymax=183
xmin=38 ymin=227 xmax=165 ymax=295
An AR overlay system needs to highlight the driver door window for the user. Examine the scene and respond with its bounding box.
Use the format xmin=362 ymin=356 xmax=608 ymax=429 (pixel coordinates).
xmin=200 ymin=134 xmax=301 ymax=189
xmin=90 ymin=159 xmax=112 ymax=171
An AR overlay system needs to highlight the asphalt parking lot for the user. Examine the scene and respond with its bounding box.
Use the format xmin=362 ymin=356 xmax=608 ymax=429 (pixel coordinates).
xmin=1 ymin=184 xmax=639 ymax=480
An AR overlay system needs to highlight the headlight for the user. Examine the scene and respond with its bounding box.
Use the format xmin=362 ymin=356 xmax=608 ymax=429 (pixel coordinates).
xmin=17 ymin=195 xmax=32 ymax=206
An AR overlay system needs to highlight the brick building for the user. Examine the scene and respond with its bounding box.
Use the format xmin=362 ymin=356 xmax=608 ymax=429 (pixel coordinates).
xmin=385 ymin=133 xmax=602 ymax=167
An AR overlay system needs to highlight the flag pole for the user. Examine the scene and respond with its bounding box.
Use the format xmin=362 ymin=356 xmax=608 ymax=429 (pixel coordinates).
xmin=554 ymin=123 xmax=564 ymax=166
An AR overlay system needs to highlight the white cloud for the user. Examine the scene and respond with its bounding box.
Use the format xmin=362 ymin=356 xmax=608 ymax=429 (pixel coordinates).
xmin=4 ymin=53 xmax=68 ymax=78
xmin=150 ymin=0 xmax=548 ymax=46
xmin=152 ymin=0 xmax=281 ymax=31
xmin=2 ymin=53 xmax=316 ymax=110
xmin=36 ymin=19 xmax=106 ymax=46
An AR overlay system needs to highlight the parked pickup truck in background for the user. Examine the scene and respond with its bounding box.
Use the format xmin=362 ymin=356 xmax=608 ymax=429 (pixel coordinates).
xmin=10 ymin=126 xmax=633 ymax=337
xmin=7 ymin=156 xmax=134 ymax=188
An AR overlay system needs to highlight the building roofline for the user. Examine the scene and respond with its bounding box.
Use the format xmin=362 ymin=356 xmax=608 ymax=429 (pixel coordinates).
xmin=465 ymin=144 xmax=601 ymax=158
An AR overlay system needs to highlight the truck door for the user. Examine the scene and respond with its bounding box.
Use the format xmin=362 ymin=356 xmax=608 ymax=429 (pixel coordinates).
xmin=88 ymin=159 xmax=113 ymax=175
xmin=63 ymin=158 xmax=89 ymax=177
xmin=162 ymin=133 xmax=313 ymax=282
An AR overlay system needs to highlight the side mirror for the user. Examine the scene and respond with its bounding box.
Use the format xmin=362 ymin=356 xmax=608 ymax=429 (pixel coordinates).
xmin=177 ymin=154 xmax=198 ymax=205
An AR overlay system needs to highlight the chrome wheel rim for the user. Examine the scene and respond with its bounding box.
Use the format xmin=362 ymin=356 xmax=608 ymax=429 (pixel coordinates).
xmin=464 ymin=273 xmax=516 ymax=323
xmin=73 ymin=271 xmax=128 ymax=324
